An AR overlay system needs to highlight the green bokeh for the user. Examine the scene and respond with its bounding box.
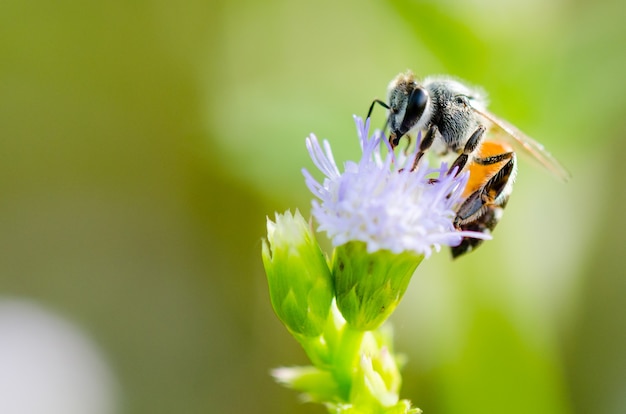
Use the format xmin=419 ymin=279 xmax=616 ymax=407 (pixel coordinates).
xmin=0 ymin=0 xmax=624 ymax=413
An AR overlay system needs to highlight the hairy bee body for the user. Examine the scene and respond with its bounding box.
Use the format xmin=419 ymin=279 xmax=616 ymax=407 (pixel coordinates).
xmin=370 ymin=71 xmax=568 ymax=257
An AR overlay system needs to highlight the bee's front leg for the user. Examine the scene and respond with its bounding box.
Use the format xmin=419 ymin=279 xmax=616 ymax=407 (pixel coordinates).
xmin=409 ymin=124 xmax=437 ymax=171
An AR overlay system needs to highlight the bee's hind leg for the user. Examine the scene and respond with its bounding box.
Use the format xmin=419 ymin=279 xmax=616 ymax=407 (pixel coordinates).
xmin=454 ymin=153 xmax=516 ymax=228
xmin=451 ymin=154 xmax=516 ymax=258
xmin=451 ymin=207 xmax=501 ymax=258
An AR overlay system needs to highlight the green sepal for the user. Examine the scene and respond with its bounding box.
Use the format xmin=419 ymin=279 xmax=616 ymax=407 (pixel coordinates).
xmin=332 ymin=241 xmax=423 ymax=331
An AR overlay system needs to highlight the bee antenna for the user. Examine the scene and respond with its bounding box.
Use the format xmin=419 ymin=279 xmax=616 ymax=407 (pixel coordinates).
xmin=366 ymin=99 xmax=390 ymax=120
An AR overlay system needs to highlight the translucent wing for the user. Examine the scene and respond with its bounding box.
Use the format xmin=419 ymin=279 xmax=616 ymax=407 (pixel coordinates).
xmin=473 ymin=107 xmax=571 ymax=182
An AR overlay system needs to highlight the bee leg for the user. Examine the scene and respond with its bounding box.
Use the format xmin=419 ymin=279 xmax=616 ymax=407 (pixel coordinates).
xmin=403 ymin=135 xmax=412 ymax=155
xmin=409 ymin=124 xmax=437 ymax=171
xmin=447 ymin=125 xmax=486 ymax=176
xmin=451 ymin=153 xmax=516 ymax=258
xmin=451 ymin=206 xmax=502 ymax=258
xmin=474 ymin=152 xmax=516 ymax=205
xmin=475 ymin=152 xmax=515 ymax=167
xmin=454 ymin=153 xmax=515 ymax=227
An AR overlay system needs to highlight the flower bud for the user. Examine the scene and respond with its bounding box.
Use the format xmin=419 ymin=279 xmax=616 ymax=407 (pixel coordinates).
xmin=328 ymin=328 xmax=422 ymax=413
xmin=262 ymin=210 xmax=334 ymax=337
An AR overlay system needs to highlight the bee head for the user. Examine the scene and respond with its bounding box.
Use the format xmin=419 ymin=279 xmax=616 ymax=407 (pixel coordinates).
xmin=387 ymin=72 xmax=430 ymax=147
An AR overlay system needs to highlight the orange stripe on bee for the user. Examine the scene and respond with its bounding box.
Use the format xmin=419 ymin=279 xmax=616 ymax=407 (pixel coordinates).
xmin=463 ymin=141 xmax=514 ymax=198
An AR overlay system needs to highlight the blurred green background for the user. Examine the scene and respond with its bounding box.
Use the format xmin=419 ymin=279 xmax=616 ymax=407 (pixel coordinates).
xmin=1 ymin=0 xmax=625 ymax=413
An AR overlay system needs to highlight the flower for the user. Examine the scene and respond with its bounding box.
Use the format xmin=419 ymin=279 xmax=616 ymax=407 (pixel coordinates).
xmin=302 ymin=116 xmax=489 ymax=258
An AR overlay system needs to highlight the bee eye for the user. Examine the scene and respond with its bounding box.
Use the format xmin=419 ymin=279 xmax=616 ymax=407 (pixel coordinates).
xmin=455 ymin=96 xmax=468 ymax=106
xmin=404 ymin=87 xmax=428 ymax=123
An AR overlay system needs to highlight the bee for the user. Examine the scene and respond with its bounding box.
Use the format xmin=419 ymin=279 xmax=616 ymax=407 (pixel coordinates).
xmin=368 ymin=71 xmax=570 ymax=258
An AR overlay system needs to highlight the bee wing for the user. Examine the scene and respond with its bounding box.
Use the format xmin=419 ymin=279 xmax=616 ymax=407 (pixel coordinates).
xmin=473 ymin=107 xmax=571 ymax=182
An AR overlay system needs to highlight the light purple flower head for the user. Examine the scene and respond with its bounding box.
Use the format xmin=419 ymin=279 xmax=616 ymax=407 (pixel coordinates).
xmin=302 ymin=116 xmax=489 ymax=258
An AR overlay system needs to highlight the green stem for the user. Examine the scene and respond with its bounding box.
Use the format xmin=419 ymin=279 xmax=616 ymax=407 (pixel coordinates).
xmin=296 ymin=334 xmax=330 ymax=369
xmin=333 ymin=323 xmax=365 ymax=401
